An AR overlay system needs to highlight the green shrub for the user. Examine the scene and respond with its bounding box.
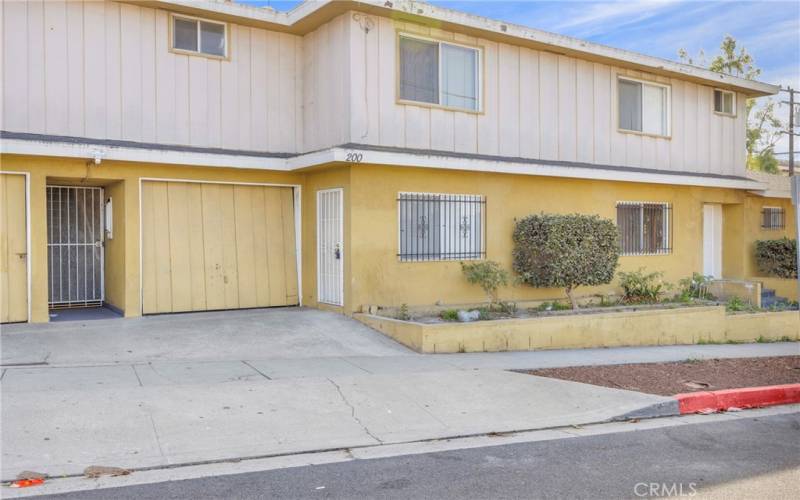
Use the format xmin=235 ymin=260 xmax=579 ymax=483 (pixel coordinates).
xmin=534 ymin=301 xmax=571 ymax=312
xmin=397 ymin=303 xmax=410 ymax=321
xmin=439 ymin=309 xmax=459 ymax=322
xmin=726 ymin=296 xmax=746 ymax=312
xmin=677 ymin=273 xmax=714 ymax=301
xmin=617 ymin=268 xmax=669 ymax=304
xmin=754 ymin=238 xmax=797 ymax=278
xmin=461 ymin=260 xmax=510 ymax=307
xmin=513 ymin=213 xmax=619 ymax=309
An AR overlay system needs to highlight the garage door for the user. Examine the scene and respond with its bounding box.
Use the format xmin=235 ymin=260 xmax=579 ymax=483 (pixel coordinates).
xmin=141 ymin=181 xmax=298 ymax=314
xmin=1 ymin=173 xmax=28 ymax=323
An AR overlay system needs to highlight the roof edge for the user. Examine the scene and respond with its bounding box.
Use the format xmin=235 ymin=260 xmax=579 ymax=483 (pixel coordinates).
xmin=140 ymin=0 xmax=779 ymax=97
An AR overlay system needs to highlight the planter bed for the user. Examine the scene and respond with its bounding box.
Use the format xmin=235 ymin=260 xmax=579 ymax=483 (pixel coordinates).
xmin=525 ymin=356 xmax=800 ymax=397
xmin=411 ymin=301 xmax=717 ymax=324
xmin=355 ymin=306 xmax=800 ymax=354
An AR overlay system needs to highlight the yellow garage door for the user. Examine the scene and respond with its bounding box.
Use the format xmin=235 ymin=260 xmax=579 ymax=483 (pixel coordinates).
xmin=1 ymin=173 xmax=28 ymax=323
xmin=141 ymin=181 xmax=298 ymax=314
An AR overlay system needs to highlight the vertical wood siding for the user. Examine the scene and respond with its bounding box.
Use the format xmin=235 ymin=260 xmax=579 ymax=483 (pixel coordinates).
xmin=347 ymin=16 xmax=749 ymax=177
xmin=2 ymin=0 xmax=303 ymax=153
xmin=2 ymin=3 xmax=749 ymax=176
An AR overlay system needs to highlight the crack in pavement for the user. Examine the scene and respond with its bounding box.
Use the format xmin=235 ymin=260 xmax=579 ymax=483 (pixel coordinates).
xmin=327 ymin=378 xmax=384 ymax=444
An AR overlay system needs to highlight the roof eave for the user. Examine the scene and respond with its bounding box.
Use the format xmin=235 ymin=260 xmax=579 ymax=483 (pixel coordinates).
xmin=137 ymin=0 xmax=779 ymax=97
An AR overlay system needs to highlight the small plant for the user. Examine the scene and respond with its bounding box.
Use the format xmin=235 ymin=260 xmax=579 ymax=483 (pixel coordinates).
xmin=397 ymin=303 xmax=411 ymax=321
xmin=534 ymin=301 xmax=571 ymax=312
xmin=726 ymin=296 xmax=746 ymax=312
xmin=677 ymin=273 xmax=714 ymax=301
xmin=439 ymin=309 xmax=459 ymax=322
xmin=497 ymin=301 xmax=517 ymax=316
xmin=461 ymin=261 xmax=510 ymax=309
xmin=473 ymin=307 xmax=491 ymax=321
xmin=779 ymin=336 xmax=793 ymax=342
xmin=756 ymin=335 xmax=769 ymax=343
xmin=617 ymin=268 xmax=669 ymax=304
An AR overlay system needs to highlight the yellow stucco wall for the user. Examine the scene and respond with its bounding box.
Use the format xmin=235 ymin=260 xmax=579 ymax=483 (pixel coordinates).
xmin=2 ymin=152 xmax=796 ymax=322
xmin=103 ymin=180 xmax=126 ymax=311
xmin=347 ymin=164 xmax=752 ymax=312
xmin=741 ymin=195 xmax=797 ymax=301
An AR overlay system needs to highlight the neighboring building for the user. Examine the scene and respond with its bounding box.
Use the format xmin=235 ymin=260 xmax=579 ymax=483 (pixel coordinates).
xmin=0 ymin=0 xmax=795 ymax=323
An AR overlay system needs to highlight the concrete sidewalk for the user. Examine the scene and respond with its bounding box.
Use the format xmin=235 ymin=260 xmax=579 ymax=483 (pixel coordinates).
xmin=1 ymin=369 xmax=672 ymax=480
xmin=2 ymin=343 xmax=795 ymax=390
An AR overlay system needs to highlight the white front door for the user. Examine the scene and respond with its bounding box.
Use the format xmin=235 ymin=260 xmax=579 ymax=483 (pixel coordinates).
xmin=317 ymin=188 xmax=343 ymax=306
xmin=703 ymin=204 xmax=723 ymax=278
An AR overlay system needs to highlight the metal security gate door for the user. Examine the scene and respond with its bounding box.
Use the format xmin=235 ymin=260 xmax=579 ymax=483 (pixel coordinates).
xmin=47 ymin=186 xmax=104 ymax=308
xmin=317 ymin=189 xmax=343 ymax=306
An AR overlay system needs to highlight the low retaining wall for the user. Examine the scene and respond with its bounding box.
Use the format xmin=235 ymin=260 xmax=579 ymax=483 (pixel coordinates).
xmin=355 ymin=307 xmax=800 ymax=354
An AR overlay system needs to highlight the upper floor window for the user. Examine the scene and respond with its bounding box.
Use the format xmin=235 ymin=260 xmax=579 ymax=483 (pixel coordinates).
xmin=761 ymin=207 xmax=785 ymax=230
xmin=618 ymin=77 xmax=670 ymax=137
xmin=713 ymin=89 xmax=735 ymax=116
xmin=398 ymin=34 xmax=481 ymax=112
xmin=398 ymin=193 xmax=485 ymax=261
xmin=616 ymin=201 xmax=672 ymax=255
xmin=171 ymin=14 xmax=227 ymax=58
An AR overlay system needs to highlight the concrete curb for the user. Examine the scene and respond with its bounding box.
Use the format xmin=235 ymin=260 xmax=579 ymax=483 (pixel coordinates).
xmin=674 ymin=384 xmax=800 ymax=414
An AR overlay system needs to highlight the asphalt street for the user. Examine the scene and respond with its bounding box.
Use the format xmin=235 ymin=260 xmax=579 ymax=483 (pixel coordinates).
xmin=33 ymin=411 xmax=800 ymax=500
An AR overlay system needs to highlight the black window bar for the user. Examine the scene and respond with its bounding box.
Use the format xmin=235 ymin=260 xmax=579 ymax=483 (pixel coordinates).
xmin=398 ymin=193 xmax=486 ymax=262
xmin=761 ymin=207 xmax=785 ymax=230
xmin=616 ymin=202 xmax=673 ymax=256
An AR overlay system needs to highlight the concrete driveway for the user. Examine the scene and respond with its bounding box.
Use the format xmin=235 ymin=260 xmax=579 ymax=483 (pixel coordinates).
xmin=0 ymin=307 xmax=411 ymax=366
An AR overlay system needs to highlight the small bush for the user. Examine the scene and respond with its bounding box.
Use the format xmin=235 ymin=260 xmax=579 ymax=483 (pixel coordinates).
xmin=677 ymin=273 xmax=714 ymax=301
xmin=726 ymin=296 xmax=746 ymax=312
xmin=513 ymin=213 xmax=619 ymax=309
xmin=397 ymin=303 xmax=410 ymax=321
xmin=617 ymin=268 xmax=669 ymax=304
xmin=439 ymin=309 xmax=459 ymax=322
xmin=461 ymin=261 xmax=510 ymax=307
xmin=755 ymin=238 xmax=797 ymax=279
xmin=534 ymin=301 xmax=571 ymax=312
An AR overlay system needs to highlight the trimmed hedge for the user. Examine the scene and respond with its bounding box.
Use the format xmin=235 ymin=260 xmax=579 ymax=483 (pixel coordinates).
xmin=754 ymin=238 xmax=797 ymax=279
xmin=513 ymin=213 xmax=620 ymax=308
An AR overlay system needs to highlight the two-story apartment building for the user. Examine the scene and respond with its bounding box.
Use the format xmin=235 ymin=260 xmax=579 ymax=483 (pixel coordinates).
xmin=0 ymin=0 xmax=794 ymax=323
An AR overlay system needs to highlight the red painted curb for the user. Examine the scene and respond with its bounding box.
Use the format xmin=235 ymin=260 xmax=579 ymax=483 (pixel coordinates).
xmin=674 ymin=383 xmax=800 ymax=414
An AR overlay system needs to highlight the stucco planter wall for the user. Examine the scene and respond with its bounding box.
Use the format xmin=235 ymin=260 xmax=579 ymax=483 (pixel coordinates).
xmin=355 ymin=306 xmax=799 ymax=354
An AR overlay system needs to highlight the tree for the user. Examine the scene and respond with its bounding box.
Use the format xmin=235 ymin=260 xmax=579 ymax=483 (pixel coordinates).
xmin=512 ymin=213 xmax=619 ymax=309
xmin=679 ymin=36 xmax=783 ymax=173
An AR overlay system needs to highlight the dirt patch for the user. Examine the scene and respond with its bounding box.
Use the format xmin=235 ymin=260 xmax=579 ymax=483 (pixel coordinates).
xmin=525 ymin=356 xmax=800 ymax=396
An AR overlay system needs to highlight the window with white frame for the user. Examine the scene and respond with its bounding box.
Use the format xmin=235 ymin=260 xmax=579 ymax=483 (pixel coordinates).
xmin=714 ymin=89 xmax=735 ymax=115
xmin=398 ymin=34 xmax=481 ymax=112
xmin=616 ymin=202 xmax=672 ymax=255
xmin=172 ymin=14 xmax=227 ymax=57
xmin=618 ymin=77 xmax=670 ymax=136
xmin=398 ymin=193 xmax=485 ymax=261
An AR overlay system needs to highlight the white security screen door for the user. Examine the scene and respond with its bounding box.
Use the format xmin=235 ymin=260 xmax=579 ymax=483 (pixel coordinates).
xmin=317 ymin=189 xmax=343 ymax=306
xmin=47 ymin=186 xmax=105 ymax=307
xmin=702 ymin=204 xmax=723 ymax=279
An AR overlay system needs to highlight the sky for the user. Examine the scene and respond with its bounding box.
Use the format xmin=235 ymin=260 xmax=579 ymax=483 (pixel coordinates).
xmin=239 ymin=0 xmax=800 ymax=156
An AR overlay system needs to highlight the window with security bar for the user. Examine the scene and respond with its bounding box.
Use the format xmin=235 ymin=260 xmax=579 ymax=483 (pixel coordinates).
xmin=616 ymin=202 xmax=672 ymax=255
xmin=761 ymin=207 xmax=785 ymax=230
xmin=398 ymin=193 xmax=486 ymax=261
